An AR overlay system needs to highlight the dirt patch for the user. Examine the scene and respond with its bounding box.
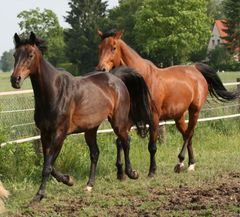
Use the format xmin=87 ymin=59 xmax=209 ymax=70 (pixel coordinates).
xmin=11 ymin=173 xmax=240 ymax=217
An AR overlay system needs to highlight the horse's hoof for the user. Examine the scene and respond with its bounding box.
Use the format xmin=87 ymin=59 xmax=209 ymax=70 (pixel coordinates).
xmin=148 ymin=172 xmax=155 ymax=178
xmin=174 ymin=162 xmax=184 ymax=173
xmin=187 ymin=164 xmax=195 ymax=172
xmin=62 ymin=175 xmax=74 ymax=186
xmin=29 ymin=194 xmax=44 ymax=206
xmin=67 ymin=175 xmax=75 ymax=186
xmin=127 ymin=170 xmax=139 ymax=179
xmin=84 ymin=185 xmax=93 ymax=192
xmin=117 ymin=173 xmax=126 ymax=181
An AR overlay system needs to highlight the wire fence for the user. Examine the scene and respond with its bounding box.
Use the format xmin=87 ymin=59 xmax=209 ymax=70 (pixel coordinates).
xmin=0 ymin=81 xmax=240 ymax=147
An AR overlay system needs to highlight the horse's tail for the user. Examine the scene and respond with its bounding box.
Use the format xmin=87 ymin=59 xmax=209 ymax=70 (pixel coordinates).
xmin=0 ymin=182 xmax=9 ymax=214
xmin=195 ymin=63 xmax=239 ymax=101
xmin=112 ymin=67 xmax=154 ymax=138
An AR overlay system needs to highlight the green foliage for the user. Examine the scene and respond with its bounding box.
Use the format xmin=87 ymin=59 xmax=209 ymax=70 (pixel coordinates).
xmin=0 ymin=49 xmax=14 ymax=72
xmin=207 ymin=0 xmax=225 ymax=19
xmin=17 ymin=7 xmax=66 ymax=65
xmin=106 ymin=0 xmax=144 ymax=49
xmin=57 ymin=62 xmax=78 ymax=75
xmin=64 ymin=0 xmax=108 ymax=74
xmin=0 ymin=142 xmax=42 ymax=182
xmin=208 ymin=45 xmax=240 ymax=71
xmin=208 ymin=45 xmax=232 ymax=68
xmin=222 ymin=0 xmax=240 ymax=57
xmin=134 ymin=0 xmax=212 ymax=66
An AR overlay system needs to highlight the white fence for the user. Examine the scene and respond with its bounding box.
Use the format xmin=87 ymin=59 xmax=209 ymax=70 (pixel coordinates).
xmin=0 ymin=81 xmax=240 ymax=147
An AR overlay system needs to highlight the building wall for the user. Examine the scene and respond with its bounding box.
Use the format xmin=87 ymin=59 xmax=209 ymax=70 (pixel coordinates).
xmin=207 ymin=24 xmax=224 ymax=52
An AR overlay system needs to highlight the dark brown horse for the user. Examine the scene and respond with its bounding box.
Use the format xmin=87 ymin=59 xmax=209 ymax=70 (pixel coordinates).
xmin=11 ymin=32 xmax=153 ymax=203
xmin=97 ymin=29 xmax=239 ymax=175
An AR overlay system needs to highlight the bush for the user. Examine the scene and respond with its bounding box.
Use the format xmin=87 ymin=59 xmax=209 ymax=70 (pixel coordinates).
xmin=57 ymin=62 xmax=79 ymax=75
xmin=208 ymin=46 xmax=240 ymax=71
xmin=0 ymin=142 xmax=42 ymax=182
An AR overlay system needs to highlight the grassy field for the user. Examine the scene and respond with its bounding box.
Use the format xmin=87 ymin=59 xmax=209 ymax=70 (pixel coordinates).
xmin=0 ymin=119 xmax=240 ymax=216
xmin=0 ymin=70 xmax=240 ymax=216
xmin=0 ymin=72 xmax=32 ymax=92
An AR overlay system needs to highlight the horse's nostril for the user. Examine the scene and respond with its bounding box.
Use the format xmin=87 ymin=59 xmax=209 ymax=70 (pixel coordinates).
xmin=16 ymin=76 xmax=21 ymax=82
xmin=102 ymin=68 xmax=106 ymax=72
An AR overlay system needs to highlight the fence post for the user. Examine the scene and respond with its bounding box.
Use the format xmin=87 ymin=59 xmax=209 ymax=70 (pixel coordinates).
xmin=237 ymin=78 xmax=240 ymax=113
xmin=158 ymin=124 xmax=166 ymax=144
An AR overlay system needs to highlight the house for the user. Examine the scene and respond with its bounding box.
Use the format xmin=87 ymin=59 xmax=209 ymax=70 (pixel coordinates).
xmin=207 ymin=20 xmax=239 ymax=61
xmin=207 ymin=20 xmax=227 ymax=52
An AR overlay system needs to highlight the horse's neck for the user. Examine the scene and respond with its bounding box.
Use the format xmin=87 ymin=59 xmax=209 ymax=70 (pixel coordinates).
xmin=120 ymin=41 xmax=158 ymax=77
xmin=30 ymin=58 xmax=58 ymax=110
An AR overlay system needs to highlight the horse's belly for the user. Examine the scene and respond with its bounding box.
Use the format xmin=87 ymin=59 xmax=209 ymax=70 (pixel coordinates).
xmin=159 ymin=100 xmax=190 ymax=120
xmin=68 ymin=110 xmax=111 ymax=134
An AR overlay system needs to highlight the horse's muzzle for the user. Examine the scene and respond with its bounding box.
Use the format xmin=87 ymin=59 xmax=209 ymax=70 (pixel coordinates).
xmin=10 ymin=76 xmax=22 ymax=89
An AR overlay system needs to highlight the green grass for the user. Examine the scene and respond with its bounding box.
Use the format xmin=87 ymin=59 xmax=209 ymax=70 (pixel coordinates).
xmin=0 ymin=72 xmax=32 ymax=91
xmin=217 ymin=71 xmax=240 ymax=82
xmin=1 ymin=119 xmax=240 ymax=216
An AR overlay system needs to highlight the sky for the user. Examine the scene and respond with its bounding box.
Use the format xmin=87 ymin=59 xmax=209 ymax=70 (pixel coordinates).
xmin=0 ymin=0 xmax=118 ymax=57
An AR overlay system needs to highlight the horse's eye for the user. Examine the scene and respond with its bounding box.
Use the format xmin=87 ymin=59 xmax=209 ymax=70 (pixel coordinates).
xmin=112 ymin=47 xmax=116 ymax=52
xmin=29 ymin=54 xmax=34 ymax=59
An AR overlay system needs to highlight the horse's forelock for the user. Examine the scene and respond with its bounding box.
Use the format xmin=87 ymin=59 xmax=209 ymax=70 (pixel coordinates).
xmin=14 ymin=35 xmax=47 ymax=54
xmin=101 ymin=29 xmax=118 ymax=39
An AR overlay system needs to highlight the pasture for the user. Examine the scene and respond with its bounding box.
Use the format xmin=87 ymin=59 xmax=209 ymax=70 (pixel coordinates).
xmin=0 ymin=71 xmax=240 ymax=216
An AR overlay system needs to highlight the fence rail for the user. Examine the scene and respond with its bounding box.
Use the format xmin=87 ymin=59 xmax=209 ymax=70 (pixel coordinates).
xmin=1 ymin=80 xmax=240 ymax=147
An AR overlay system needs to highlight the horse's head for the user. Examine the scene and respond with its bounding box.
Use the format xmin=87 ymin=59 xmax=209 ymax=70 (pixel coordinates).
xmin=96 ymin=30 xmax=123 ymax=72
xmin=11 ymin=32 xmax=46 ymax=89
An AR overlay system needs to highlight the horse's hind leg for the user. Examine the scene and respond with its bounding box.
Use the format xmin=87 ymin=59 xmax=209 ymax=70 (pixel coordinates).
xmin=148 ymin=113 xmax=159 ymax=177
xmin=115 ymin=129 xmax=139 ymax=180
xmin=174 ymin=111 xmax=199 ymax=173
xmin=116 ymin=138 xmax=125 ymax=180
xmin=84 ymin=127 xmax=99 ymax=191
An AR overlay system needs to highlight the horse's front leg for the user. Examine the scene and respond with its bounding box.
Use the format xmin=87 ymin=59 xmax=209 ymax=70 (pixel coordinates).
xmin=30 ymin=130 xmax=65 ymax=204
xmin=84 ymin=128 xmax=99 ymax=192
xmin=51 ymin=168 xmax=74 ymax=186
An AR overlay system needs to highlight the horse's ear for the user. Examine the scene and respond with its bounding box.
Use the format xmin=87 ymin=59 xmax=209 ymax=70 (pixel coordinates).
xmin=29 ymin=31 xmax=36 ymax=44
xmin=115 ymin=31 xmax=123 ymax=39
xmin=98 ymin=30 xmax=103 ymax=39
xmin=14 ymin=33 xmax=21 ymax=46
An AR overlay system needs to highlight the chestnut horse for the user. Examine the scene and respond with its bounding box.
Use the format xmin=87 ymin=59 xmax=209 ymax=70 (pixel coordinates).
xmin=11 ymin=32 xmax=153 ymax=203
xmin=97 ymin=30 xmax=239 ymax=175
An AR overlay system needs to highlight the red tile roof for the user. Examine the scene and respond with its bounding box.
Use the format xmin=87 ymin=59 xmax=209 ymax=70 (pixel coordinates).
xmin=215 ymin=20 xmax=228 ymax=42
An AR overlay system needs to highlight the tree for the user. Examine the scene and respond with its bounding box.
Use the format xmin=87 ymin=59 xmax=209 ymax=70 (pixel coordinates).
xmin=222 ymin=0 xmax=240 ymax=59
xmin=0 ymin=50 xmax=14 ymax=72
xmin=106 ymin=0 xmax=144 ymax=49
xmin=17 ymin=8 xmax=66 ymax=65
xmin=65 ymin=0 xmax=108 ymax=74
xmin=207 ymin=0 xmax=225 ymax=19
xmin=208 ymin=45 xmax=231 ymax=69
xmin=134 ymin=0 xmax=212 ymax=66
